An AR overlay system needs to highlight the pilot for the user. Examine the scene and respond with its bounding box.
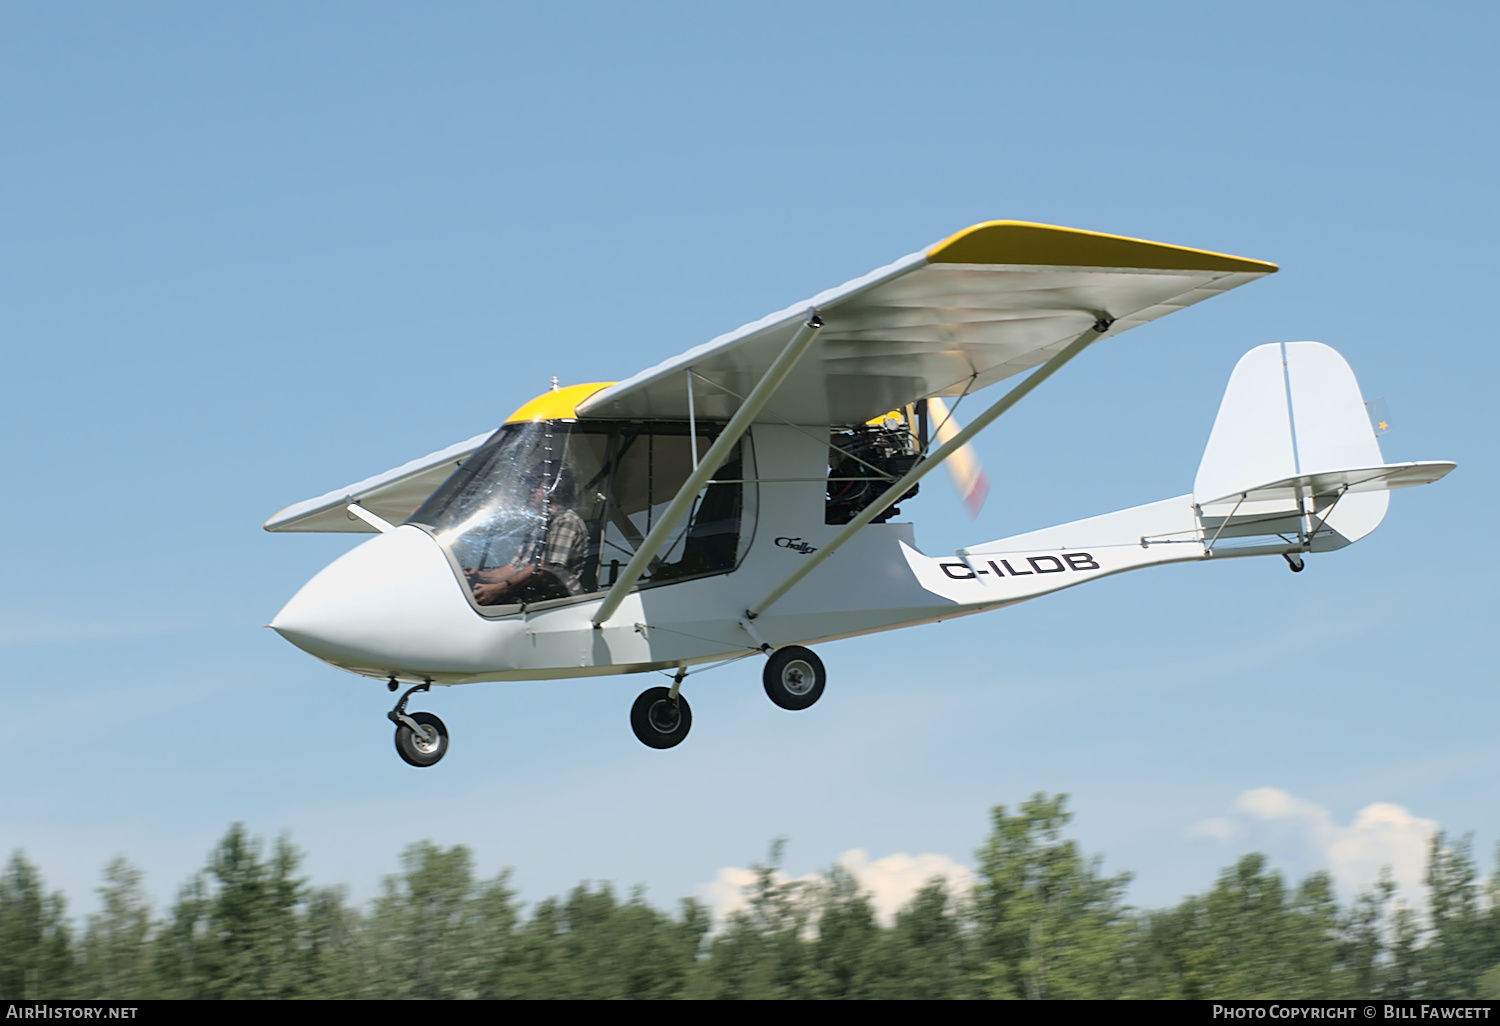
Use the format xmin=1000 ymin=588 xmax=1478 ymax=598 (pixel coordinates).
xmin=466 ymin=465 xmax=588 ymax=605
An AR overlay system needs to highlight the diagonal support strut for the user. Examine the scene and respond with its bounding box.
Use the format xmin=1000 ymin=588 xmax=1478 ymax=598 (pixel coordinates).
xmin=592 ymin=310 xmax=825 ymax=627
xmin=747 ymin=316 xmax=1114 ymax=619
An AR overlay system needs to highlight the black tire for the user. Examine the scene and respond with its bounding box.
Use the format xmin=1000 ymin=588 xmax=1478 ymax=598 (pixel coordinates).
xmin=630 ymin=687 xmax=692 ymax=749
xmin=763 ymin=646 xmax=825 ymax=710
xmin=394 ymin=711 xmax=449 ymax=767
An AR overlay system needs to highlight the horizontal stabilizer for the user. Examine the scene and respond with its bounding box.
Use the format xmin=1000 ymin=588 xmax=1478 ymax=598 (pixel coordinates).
xmin=264 ymin=432 xmax=490 ymax=533
xmin=1198 ymin=460 xmax=1454 ymax=508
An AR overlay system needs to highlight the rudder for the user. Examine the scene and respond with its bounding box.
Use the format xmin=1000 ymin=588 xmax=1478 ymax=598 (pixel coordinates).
xmin=1194 ymin=342 xmax=1389 ymax=547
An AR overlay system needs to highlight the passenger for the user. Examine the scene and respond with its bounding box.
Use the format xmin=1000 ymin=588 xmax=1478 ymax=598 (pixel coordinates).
xmin=466 ymin=466 xmax=588 ymax=605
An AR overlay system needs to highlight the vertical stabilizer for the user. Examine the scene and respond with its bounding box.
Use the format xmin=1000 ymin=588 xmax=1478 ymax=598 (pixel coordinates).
xmin=1194 ymin=342 xmax=1388 ymax=545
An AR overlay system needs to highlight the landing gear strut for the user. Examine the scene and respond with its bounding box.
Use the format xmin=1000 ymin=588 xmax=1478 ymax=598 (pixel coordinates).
xmin=388 ymin=681 xmax=448 ymax=767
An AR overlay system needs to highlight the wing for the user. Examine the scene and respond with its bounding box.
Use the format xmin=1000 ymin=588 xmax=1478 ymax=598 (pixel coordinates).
xmin=264 ymin=431 xmax=492 ymax=532
xmin=269 ymin=222 xmax=1273 ymax=533
xmin=578 ymin=221 xmax=1276 ymax=426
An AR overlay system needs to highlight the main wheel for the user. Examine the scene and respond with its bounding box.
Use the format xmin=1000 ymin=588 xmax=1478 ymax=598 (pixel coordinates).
xmin=763 ymin=646 xmax=825 ymax=710
xmin=630 ymin=687 xmax=692 ymax=749
xmin=394 ymin=711 xmax=449 ymax=767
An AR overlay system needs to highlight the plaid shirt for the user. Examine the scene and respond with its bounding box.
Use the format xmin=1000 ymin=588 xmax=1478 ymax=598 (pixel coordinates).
xmin=513 ymin=507 xmax=588 ymax=595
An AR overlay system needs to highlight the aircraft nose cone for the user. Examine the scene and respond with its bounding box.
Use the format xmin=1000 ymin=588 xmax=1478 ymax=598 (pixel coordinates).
xmin=271 ymin=526 xmax=476 ymax=675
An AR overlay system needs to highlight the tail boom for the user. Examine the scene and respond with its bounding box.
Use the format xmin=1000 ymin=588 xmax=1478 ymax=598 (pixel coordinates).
xmin=914 ymin=340 xmax=1451 ymax=609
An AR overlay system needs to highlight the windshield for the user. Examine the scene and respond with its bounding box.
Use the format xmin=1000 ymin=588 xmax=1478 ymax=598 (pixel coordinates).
xmin=408 ymin=419 xmax=752 ymax=611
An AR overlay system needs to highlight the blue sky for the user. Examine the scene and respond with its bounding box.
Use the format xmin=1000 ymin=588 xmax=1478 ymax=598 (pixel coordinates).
xmin=3 ymin=2 xmax=1495 ymax=922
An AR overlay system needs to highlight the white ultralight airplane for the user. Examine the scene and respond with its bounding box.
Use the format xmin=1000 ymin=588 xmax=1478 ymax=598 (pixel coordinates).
xmin=266 ymin=221 xmax=1453 ymax=766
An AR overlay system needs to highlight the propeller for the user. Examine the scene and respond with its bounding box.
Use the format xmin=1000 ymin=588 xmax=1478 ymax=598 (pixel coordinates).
xmin=927 ymin=397 xmax=990 ymax=518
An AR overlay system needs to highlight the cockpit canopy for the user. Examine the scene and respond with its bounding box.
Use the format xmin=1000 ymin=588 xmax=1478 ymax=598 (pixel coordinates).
xmin=407 ymin=412 xmax=753 ymax=612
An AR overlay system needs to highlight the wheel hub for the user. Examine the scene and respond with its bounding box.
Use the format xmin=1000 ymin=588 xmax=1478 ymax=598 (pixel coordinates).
xmin=782 ymin=661 xmax=814 ymax=695
xmin=648 ymin=700 xmax=680 ymax=733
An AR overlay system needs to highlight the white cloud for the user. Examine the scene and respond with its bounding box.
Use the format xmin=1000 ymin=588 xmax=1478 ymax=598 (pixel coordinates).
xmin=1235 ymin=786 xmax=1332 ymax=825
xmin=697 ymin=865 xmax=779 ymax=927
xmin=1188 ymin=787 xmax=1437 ymax=906
xmin=837 ymin=849 xmax=974 ymax=926
xmin=1185 ymin=816 xmax=1241 ymax=844
xmin=697 ymin=849 xmax=972 ymax=930
xmin=1324 ymin=803 xmax=1438 ymax=906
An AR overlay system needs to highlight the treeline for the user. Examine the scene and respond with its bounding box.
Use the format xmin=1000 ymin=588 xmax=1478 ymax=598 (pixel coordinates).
xmin=3 ymin=794 xmax=1498 ymax=999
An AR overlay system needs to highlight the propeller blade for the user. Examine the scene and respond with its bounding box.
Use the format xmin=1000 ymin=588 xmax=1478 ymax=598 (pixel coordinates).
xmin=927 ymin=397 xmax=990 ymax=518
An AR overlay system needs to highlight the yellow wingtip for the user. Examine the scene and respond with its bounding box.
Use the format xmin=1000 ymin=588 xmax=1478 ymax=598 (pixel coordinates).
xmin=927 ymin=220 xmax=1278 ymax=274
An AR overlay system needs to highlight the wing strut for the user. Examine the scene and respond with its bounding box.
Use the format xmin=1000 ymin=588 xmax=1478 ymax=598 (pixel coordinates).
xmin=345 ymin=502 xmax=395 ymax=533
xmin=747 ymin=316 xmax=1115 ymax=619
xmin=592 ymin=310 xmax=826 ymax=627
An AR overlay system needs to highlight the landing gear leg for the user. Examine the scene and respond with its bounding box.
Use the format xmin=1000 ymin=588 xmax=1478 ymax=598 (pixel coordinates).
xmin=388 ymin=681 xmax=449 ymax=767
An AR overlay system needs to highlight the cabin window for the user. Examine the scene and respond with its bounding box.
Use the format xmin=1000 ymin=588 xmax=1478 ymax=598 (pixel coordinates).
xmin=408 ymin=420 xmax=753 ymax=612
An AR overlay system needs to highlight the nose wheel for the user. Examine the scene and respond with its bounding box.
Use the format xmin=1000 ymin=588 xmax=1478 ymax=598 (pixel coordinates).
xmin=394 ymin=712 xmax=449 ymax=767
xmin=387 ymin=681 xmax=448 ymax=767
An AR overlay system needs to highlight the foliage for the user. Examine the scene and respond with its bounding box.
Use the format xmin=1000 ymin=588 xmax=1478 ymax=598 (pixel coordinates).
xmin=0 ymin=852 xmax=71 ymax=999
xmin=972 ymin=793 xmax=1132 ymax=999
xmin=6 ymin=797 xmax=1498 ymax=998
xmin=77 ymin=858 xmax=153 ymax=999
xmin=1121 ymin=855 xmax=1341 ymax=998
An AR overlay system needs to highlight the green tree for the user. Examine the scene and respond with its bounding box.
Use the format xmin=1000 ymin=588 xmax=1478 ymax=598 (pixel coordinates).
xmin=1384 ymin=900 xmax=1426 ymax=999
xmin=299 ymin=885 xmax=366 ymax=999
xmin=1337 ymin=871 xmax=1397 ymax=998
xmin=868 ymin=877 xmax=973 ymax=999
xmin=1479 ymin=847 xmax=1500 ymax=998
xmin=1423 ymin=832 xmax=1484 ymax=998
xmin=462 ymin=869 xmax=528 ymax=998
xmin=152 ymin=824 xmax=308 ymax=998
xmin=688 ymin=839 xmax=812 ymax=999
xmin=972 ymin=793 xmax=1131 ymax=999
xmin=802 ymin=863 xmax=880 ymax=999
xmin=1143 ymin=854 xmax=1342 ymax=998
xmin=1287 ymin=871 xmax=1343 ymax=993
xmin=77 ymin=857 xmax=155 ymax=999
xmin=205 ymin=825 xmax=305 ymax=998
xmin=153 ymin=872 xmax=207 ymax=998
xmin=508 ymin=882 xmax=704 ymax=998
xmin=0 ymin=851 xmax=72 ymax=999
xmin=1120 ymin=904 xmax=1190 ymax=999
xmin=366 ymin=841 xmax=517 ymax=999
